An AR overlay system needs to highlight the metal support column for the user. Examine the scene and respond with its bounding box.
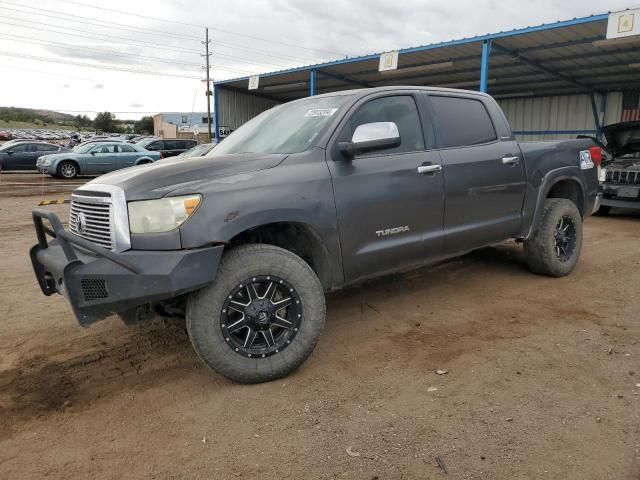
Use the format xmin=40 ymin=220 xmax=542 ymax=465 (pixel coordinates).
xmin=590 ymin=92 xmax=602 ymax=141
xmin=310 ymin=68 xmax=317 ymax=96
xmin=213 ymin=84 xmax=220 ymax=144
xmin=480 ymin=39 xmax=492 ymax=93
xmin=599 ymin=93 xmax=607 ymax=141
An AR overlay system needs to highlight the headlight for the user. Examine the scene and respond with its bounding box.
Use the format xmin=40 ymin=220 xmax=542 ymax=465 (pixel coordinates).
xmin=598 ymin=167 xmax=606 ymax=182
xmin=128 ymin=195 xmax=201 ymax=233
xmin=42 ymin=158 xmax=52 ymax=166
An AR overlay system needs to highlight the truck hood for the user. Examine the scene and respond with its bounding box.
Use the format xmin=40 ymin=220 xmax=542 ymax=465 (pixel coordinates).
xmin=84 ymin=153 xmax=287 ymax=200
xmin=603 ymin=121 xmax=640 ymax=157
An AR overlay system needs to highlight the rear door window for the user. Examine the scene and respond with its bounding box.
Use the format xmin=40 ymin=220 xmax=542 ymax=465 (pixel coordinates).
xmin=119 ymin=144 xmax=136 ymax=153
xmin=38 ymin=144 xmax=59 ymax=152
xmin=429 ymin=95 xmax=497 ymax=148
xmin=165 ymin=140 xmax=182 ymax=150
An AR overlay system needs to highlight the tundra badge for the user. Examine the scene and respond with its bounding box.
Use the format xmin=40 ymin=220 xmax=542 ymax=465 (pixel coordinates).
xmin=376 ymin=226 xmax=410 ymax=237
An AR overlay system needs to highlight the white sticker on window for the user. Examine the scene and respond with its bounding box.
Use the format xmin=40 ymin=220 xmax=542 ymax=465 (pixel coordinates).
xmin=304 ymin=108 xmax=338 ymax=117
xmin=579 ymin=150 xmax=594 ymax=169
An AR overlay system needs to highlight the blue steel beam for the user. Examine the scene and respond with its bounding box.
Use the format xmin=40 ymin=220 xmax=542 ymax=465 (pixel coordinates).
xmin=213 ymin=84 xmax=220 ymax=144
xmin=310 ymin=68 xmax=316 ymax=96
xmin=480 ymin=39 xmax=492 ymax=93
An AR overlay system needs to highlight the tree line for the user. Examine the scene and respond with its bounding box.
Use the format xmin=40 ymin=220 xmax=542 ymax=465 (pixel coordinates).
xmin=0 ymin=107 xmax=153 ymax=134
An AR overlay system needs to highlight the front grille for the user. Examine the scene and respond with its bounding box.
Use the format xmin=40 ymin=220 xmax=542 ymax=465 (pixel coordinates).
xmin=80 ymin=278 xmax=108 ymax=301
xmin=605 ymin=169 xmax=640 ymax=185
xmin=69 ymin=196 xmax=114 ymax=250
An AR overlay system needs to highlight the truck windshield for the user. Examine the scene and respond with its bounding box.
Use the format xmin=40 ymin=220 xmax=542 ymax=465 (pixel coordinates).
xmin=210 ymin=94 xmax=352 ymax=155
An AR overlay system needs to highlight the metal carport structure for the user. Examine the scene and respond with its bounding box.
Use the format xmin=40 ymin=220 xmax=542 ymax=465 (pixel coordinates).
xmin=212 ymin=10 xmax=640 ymax=143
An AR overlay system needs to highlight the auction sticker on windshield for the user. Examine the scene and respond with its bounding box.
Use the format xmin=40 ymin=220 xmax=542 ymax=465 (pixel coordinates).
xmin=304 ymin=108 xmax=338 ymax=117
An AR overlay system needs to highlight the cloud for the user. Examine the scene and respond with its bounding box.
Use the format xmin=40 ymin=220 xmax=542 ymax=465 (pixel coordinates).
xmin=3 ymin=0 xmax=633 ymax=120
xmin=93 ymin=83 xmax=104 ymax=89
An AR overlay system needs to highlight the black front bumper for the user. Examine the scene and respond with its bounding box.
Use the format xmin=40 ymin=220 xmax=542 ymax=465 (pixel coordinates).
xmin=601 ymin=183 xmax=640 ymax=210
xmin=31 ymin=208 xmax=223 ymax=326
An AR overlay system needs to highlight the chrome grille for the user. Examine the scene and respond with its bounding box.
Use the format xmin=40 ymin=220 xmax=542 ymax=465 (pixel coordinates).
xmin=69 ymin=196 xmax=114 ymax=250
xmin=605 ymin=169 xmax=640 ymax=185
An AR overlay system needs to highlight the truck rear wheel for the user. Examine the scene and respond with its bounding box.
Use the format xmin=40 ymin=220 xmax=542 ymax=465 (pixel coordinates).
xmin=524 ymin=198 xmax=583 ymax=277
xmin=187 ymin=244 xmax=325 ymax=383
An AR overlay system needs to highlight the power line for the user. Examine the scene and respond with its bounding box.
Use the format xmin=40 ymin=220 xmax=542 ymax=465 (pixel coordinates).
xmin=54 ymin=0 xmax=347 ymax=57
xmin=212 ymin=39 xmax=319 ymax=64
xmin=0 ymin=0 xmax=323 ymax=65
xmin=0 ymin=2 xmax=202 ymax=41
xmin=0 ymin=17 xmax=298 ymax=73
xmin=57 ymin=0 xmax=206 ymax=28
xmin=0 ymin=51 xmax=202 ymax=79
xmin=0 ymin=32 xmax=203 ymax=68
xmin=0 ymin=16 xmax=202 ymax=54
xmin=0 ymin=62 xmax=99 ymax=81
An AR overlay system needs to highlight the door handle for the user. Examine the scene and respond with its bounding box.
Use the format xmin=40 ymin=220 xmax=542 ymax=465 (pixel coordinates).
xmin=417 ymin=164 xmax=442 ymax=174
xmin=502 ymin=155 xmax=519 ymax=166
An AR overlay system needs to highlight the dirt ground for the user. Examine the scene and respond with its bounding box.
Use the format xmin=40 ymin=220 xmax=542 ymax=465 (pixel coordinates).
xmin=0 ymin=173 xmax=638 ymax=479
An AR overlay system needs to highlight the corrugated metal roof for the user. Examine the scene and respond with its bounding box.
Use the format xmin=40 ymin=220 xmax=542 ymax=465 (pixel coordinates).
xmin=215 ymin=11 xmax=640 ymax=101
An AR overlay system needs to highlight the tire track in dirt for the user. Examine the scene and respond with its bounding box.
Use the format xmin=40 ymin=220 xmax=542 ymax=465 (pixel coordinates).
xmin=0 ymin=317 xmax=230 ymax=440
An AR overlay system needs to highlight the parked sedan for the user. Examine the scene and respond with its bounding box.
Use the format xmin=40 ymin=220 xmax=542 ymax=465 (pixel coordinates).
xmin=0 ymin=141 xmax=69 ymax=171
xmin=137 ymin=138 xmax=197 ymax=158
xmin=36 ymin=142 xmax=161 ymax=179
xmin=174 ymin=142 xmax=216 ymax=159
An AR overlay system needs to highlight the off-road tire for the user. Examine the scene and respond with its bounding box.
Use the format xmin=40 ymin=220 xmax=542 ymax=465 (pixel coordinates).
xmin=57 ymin=161 xmax=78 ymax=179
xmin=187 ymin=244 xmax=325 ymax=383
xmin=524 ymin=198 xmax=583 ymax=277
xmin=594 ymin=205 xmax=611 ymax=216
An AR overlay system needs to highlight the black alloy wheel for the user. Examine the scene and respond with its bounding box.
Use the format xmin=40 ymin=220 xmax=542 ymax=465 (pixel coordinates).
xmin=221 ymin=275 xmax=302 ymax=358
xmin=554 ymin=215 xmax=577 ymax=262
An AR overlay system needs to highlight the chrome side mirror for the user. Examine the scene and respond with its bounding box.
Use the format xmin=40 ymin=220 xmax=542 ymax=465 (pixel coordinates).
xmin=338 ymin=122 xmax=401 ymax=157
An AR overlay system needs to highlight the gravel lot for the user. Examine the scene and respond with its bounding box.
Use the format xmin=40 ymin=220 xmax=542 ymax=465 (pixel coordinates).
xmin=1 ymin=174 xmax=638 ymax=479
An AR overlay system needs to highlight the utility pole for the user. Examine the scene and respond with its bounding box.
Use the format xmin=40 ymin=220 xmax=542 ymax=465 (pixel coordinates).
xmin=202 ymin=28 xmax=213 ymax=143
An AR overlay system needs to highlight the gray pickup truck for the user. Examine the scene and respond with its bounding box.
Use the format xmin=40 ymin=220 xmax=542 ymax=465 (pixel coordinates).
xmin=31 ymin=87 xmax=599 ymax=383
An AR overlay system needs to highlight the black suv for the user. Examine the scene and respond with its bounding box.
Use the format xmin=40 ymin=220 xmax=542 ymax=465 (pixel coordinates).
xmin=138 ymin=138 xmax=197 ymax=158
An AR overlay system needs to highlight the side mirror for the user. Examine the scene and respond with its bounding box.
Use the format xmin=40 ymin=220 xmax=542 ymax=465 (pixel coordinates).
xmin=90 ymin=151 xmax=96 ymax=155
xmin=338 ymin=122 xmax=401 ymax=157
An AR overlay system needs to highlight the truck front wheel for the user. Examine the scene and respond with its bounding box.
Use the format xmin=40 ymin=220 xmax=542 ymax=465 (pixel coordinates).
xmin=524 ymin=198 xmax=583 ymax=277
xmin=187 ymin=244 xmax=325 ymax=383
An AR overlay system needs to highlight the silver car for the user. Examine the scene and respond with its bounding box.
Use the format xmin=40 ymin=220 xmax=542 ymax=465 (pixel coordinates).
xmin=37 ymin=142 xmax=161 ymax=179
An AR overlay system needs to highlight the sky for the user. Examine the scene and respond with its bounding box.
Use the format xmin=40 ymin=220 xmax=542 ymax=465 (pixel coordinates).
xmin=0 ymin=0 xmax=636 ymax=120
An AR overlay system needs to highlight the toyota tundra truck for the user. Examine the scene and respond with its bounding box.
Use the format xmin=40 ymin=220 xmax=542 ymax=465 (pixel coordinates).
xmin=30 ymin=87 xmax=600 ymax=383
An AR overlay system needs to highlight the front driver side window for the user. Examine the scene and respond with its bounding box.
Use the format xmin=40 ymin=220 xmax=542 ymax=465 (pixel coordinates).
xmin=350 ymin=96 xmax=425 ymax=155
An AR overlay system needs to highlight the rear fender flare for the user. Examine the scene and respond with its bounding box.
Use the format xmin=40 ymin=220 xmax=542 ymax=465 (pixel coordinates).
xmin=522 ymin=167 xmax=587 ymax=239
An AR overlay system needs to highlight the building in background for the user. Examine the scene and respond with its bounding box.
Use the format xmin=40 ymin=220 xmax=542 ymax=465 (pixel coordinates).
xmin=153 ymin=112 xmax=210 ymax=138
